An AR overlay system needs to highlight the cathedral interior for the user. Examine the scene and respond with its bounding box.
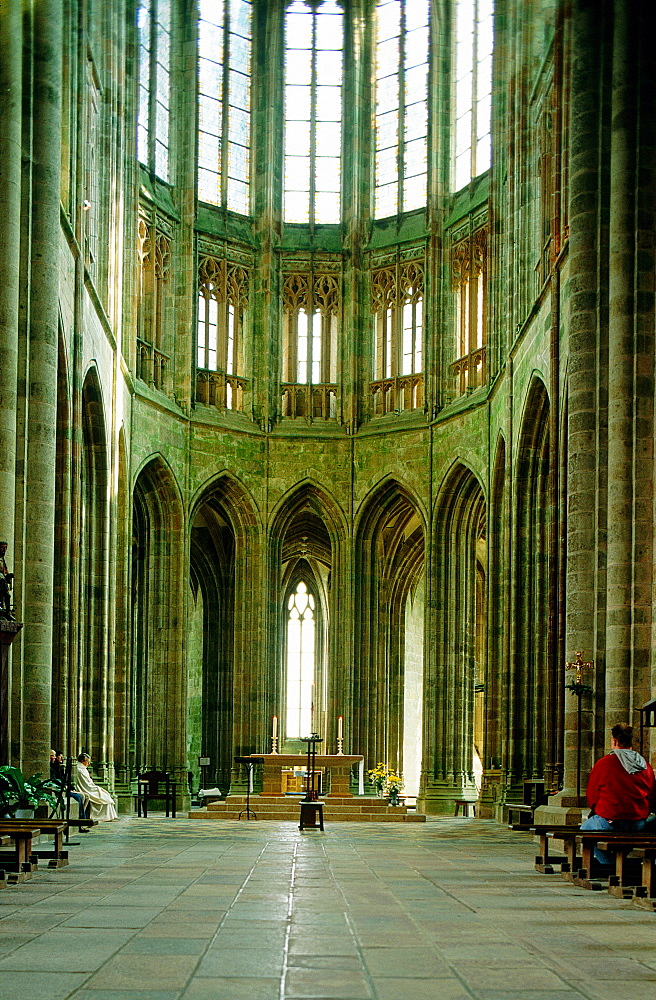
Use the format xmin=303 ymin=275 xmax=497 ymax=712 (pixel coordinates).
xmin=0 ymin=0 xmax=654 ymax=826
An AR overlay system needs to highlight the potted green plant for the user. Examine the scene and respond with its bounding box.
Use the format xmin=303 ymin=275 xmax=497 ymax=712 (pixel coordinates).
xmin=0 ymin=766 xmax=60 ymax=819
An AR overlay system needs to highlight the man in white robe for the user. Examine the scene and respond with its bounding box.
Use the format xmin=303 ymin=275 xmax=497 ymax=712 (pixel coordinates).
xmin=75 ymin=753 xmax=118 ymax=821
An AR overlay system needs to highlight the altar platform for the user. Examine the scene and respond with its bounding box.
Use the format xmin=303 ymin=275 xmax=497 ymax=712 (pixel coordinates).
xmin=188 ymin=793 xmax=426 ymax=822
xmin=188 ymin=753 xmax=425 ymax=822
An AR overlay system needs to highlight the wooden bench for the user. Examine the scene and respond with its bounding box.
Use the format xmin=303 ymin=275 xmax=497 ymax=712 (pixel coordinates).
xmin=532 ymin=824 xmax=583 ymax=873
xmin=0 ymin=825 xmax=40 ymax=880
xmin=532 ymin=825 xmax=656 ymax=897
xmin=3 ymin=820 xmax=69 ymax=868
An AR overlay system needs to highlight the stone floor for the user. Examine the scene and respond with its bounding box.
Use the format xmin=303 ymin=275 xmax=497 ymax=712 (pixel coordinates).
xmin=0 ymin=816 xmax=655 ymax=1000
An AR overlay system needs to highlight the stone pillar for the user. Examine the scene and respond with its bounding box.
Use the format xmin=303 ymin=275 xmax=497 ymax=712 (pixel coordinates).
xmin=604 ymin=0 xmax=654 ymax=731
xmin=22 ymin=1 xmax=62 ymax=778
xmin=559 ymin=0 xmax=608 ymax=808
xmin=0 ymin=3 xmax=22 ymax=544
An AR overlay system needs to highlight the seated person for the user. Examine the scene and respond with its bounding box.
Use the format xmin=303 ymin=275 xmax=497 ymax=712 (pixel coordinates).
xmin=75 ymin=753 xmax=118 ymax=822
xmin=50 ymin=750 xmax=87 ymax=820
xmin=580 ymin=722 xmax=656 ymax=862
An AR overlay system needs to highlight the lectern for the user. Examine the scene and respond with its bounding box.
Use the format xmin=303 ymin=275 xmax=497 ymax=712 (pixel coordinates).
xmin=299 ymin=734 xmax=324 ymax=831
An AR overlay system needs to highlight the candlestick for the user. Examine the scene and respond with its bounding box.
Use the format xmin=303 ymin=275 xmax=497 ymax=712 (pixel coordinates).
xmin=271 ymin=715 xmax=279 ymax=754
xmin=337 ymin=715 xmax=344 ymax=755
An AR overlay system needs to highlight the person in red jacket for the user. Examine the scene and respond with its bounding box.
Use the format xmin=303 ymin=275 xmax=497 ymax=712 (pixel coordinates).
xmin=581 ymin=722 xmax=656 ymax=862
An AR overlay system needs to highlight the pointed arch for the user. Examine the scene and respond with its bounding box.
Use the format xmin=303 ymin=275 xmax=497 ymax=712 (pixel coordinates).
xmin=131 ymin=455 xmax=186 ymax=781
xmin=353 ymin=478 xmax=426 ymax=790
xmin=189 ymin=471 xmax=263 ymax=788
xmin=78 ymin=366 xmax=110 ymax=763
xmin=509 ymin=375 xmax=551 ymax=793
xmin=422 ymin=461 xmax=485 ymax=813
xmin=267 ymin=480 xmax=347 ymax=753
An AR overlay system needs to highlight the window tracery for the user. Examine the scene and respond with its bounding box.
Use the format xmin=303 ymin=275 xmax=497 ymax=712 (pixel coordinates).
xmin=196 ymin=253 xmax=250 ymax=411
xmin=281 ymin=266 xmax=340 ymax=420
xmin=136 ymin=212 xmax=172 ymax=392
xmin=286 ymin=580 xmax=316 ymax=739
xmin=370 ymin=256 xmax=424 ymax=415
xmin=450 ymin=223 xmax=487 ymax=396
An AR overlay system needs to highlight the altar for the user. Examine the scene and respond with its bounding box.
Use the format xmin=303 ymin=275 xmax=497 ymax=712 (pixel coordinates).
xmin=244 ymin=753 xmax=364 ymax=798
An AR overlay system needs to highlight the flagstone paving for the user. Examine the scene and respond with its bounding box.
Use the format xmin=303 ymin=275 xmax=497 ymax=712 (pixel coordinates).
xmin=0 ymin=816 xmax=655 ymax=999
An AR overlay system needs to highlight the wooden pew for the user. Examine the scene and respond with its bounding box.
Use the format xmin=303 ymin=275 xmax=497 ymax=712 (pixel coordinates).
xmin=0 ymin=825 xmax=40 ymax=881
xmin=3 ymin=820 xmax=69 ymax=868
xmin=532 ymin=824 xmax=583 ymax=873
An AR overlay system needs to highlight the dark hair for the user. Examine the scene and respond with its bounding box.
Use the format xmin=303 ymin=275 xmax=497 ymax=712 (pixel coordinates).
xmin=611 ymin=723 xmax=633 ymax=748
xmin=77 ymin=752 xmax=90 ymax=762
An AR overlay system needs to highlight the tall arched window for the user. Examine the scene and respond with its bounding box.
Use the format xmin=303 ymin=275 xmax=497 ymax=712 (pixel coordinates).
xmin=284 ymin=1 xmax=343 ymax=225
xmin=196 ymin=255 xmax=249 ymax=411
xmin=137 ymin=0 xmax=172 ymax=182
xmin=374 ymin=0 xmax=429 ymax=218
xmin=198 ymin=0 xmax=252 ymax=213
xmin=453 ymin=0 xmax=493 ymax=190
xmin=286 ymin=581 xmax=315 ymax=738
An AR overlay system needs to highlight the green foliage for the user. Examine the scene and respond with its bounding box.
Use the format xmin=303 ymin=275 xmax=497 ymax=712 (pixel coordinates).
xmin=0 ymin=766 xmax=60 ymax=817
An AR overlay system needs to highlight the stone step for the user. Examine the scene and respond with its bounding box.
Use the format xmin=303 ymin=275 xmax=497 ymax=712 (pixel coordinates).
xmin=188 ymin=796 xmax=426 ymax=822
xmin=188 ymin=806 xmax=425 ymax=822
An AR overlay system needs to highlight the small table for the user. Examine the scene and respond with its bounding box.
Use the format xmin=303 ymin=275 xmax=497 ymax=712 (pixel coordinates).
xmin=299 ymin=801 xmax=324 ymax=831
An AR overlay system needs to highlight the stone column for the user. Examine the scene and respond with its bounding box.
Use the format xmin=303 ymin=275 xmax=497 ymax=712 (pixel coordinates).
xmin=0 ymin=3 xmax=22 ymax=545
xmin=559 ymin=0 xmax=609 ymax=808
xmin=604 ymin=0 xmax=655 ymax=731
xmin=22 ymin=1 xmax=62 ymax=777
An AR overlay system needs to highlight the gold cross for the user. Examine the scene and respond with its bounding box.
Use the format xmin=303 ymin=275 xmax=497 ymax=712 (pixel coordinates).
xmin=566 ymin=650 xmax=593 ymax=685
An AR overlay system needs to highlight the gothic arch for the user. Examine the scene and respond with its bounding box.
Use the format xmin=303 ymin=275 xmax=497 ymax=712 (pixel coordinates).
xmin=189 ymin=472 xmax=263 ymax=781
xmin=508 ymin=375 xmax=552 ymax=792
xmin=422 ymin=462 xmax=485 ymax=813
xmin=78 ymin=366 xmax=110 ymax=763
xmin=353 ymin=478 xmax=426 ymax=787
xmin=485 ymin=433 xmax=507 ymax=779
xmin=131 ymin=455 xmax=185 ymax=781
xmin=267 ymin=480 xmax=347 ymax=750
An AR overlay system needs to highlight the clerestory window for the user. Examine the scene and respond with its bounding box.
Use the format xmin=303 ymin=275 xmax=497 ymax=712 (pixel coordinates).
xmin=371 ymin=257 xmax=424 ymax=414
xmin=196 ymin=255 xmax=249 ymax=410
xmin=453 ymin=0 xmax=493 ymax=191
xmin=450 ymin=222 xmax=487 ymax=396
xmin=281 ymin=269 xmax=339 ymax=419
xmin=137 ymin=0 xmax=172 ymax=182
xmin=284 ymin=1 xmax=343 ymax=225
xmin=197 ymin=0 xmax=252 ymax=214
xmin=374 ymin=0 xmax=429 ymax=218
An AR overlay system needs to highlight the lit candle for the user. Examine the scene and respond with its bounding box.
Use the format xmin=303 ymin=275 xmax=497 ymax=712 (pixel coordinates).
xmin=272 ymin=715 xmax=278 ymax=739
xmin=338 ymin=716 xmax=343 ymax=739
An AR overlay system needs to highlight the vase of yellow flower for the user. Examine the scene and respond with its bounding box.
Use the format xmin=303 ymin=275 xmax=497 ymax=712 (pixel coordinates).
xmin=367 ymin=762 xmax=388 ymax=797
xmin=386 ymin=771 xmax=403 ymax=806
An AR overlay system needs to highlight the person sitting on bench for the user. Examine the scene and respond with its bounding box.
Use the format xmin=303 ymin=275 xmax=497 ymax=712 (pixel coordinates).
xmin=75 ymin=753 xmax=118 ymax=822
xmin=50 ymin=749 xmax=87 ymax=820
xmin=580 ymin=722 xmax=656 ymax=862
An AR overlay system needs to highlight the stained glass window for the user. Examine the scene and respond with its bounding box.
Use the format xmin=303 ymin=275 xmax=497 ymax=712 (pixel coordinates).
xmin=286 ymin=581 xmax=316 ymax=738
xmin=198 ymin=0 xmax=252 ymax=214
xmin=136 ymin=0 xmax=171 ymax=183
xmin=454 ymin=0 xmax=493 ymax=190
xmin=284 ymin=1 xmax=343 ymax=225
xmin=374 ymin=0 xmax=429 ymax=218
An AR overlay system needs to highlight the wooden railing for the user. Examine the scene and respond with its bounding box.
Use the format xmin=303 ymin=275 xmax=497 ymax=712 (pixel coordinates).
xmin=196 ymin=369 xmax=248 ymax=412
xmin=137 ymin=339 xmax=170 ymax=392
xmin=370 ymin=374 xmax=424 ymax=416
xmin=281 ymin=383 xmax=337 ymax=420
xmin=449 ymin=346 xmax=486 ymax=398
